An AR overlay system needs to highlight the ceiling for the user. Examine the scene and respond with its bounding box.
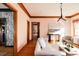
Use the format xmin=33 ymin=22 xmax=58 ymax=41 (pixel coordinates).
xmin=23 ymin=3 xmax=79 ymax=16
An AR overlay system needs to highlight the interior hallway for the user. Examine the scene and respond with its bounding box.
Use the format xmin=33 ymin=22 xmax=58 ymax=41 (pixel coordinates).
xmin=17 ymin=40 xmax=37 ymax=56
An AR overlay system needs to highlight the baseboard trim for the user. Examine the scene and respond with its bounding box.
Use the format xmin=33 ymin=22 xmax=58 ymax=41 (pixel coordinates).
xmin=17 ymin=42 xmax=27 ymax=54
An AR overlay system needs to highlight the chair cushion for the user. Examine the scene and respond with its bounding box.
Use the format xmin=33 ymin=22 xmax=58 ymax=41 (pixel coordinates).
xmin=38 ymin=38 xmax=46 ymax=49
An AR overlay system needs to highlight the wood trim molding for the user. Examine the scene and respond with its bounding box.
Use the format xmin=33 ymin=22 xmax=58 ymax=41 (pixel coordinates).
xmin=73 ymin=19 xmax=79 ymax=22
xmin=30 ymin=12 xmax=79 ymax=18
xmin=18 ymin=3 xmax=31 ymax=17
xmin=65 ymin=16 xmax=72 ymax=18
xmin=27 ymin=20 xmax=30 ymax=44
xmin=3 ymin=3 xmax=17 ymax=56
xmin=13 ymin=12 xmax=17 ymax=56
xmin=3 ymin=3 xmax=17 ymax=12
xmin=30 ymin=16 xmax=60 ymax=18
xmin=70 ymin=13 xmax=79 ymax=18
xmin=18 ymin=3 xmax=79 ymax=18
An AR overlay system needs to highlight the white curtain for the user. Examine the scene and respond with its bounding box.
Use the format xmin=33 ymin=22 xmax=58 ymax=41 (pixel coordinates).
xmin=74 ymin=21 xmax=79 ymax=36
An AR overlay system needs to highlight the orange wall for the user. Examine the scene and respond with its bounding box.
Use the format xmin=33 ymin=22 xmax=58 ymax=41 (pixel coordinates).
xmin=10 ymin=3 xmax=30 ymax=52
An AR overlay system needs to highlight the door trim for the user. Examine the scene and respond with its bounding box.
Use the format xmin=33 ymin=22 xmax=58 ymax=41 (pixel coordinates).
xmin=31 ymin=22 xmax=40 ymax=40
xmin=27 ymin=20 xmax=30 ymax=43
xmin=3 ymin=3 xmax=17 ymax=55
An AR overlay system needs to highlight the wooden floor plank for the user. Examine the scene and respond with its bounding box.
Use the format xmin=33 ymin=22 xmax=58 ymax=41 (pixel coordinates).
xmin=0 ymin=46 xmax=13 ymax=56
xmin=17 ymin=40 xmax=37 ymax=56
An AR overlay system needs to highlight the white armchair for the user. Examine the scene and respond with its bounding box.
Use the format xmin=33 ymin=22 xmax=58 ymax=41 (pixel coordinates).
xmin=34 ymin=37 xmax=66 ymax=56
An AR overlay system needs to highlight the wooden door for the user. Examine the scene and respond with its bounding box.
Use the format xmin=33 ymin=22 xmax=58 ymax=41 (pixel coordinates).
xmin=32 ymin=22 xmax=40 ymax=40
xmin=27 ymin=21 xmax=30 ymax=43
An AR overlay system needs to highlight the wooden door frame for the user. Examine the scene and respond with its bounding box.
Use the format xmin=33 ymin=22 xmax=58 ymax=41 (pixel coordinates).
xmin=27 ymin=20 xmax=30 ymax=44
xmin=3 ymin=3 xmax=17 ymax=55
xmin=31 ymin=22 xmax=40 ymax=40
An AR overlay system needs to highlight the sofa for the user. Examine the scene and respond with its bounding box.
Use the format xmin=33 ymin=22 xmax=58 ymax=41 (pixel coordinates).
xmin=34 ymin=36 xmax=79 ymax=56
xmin=34 ymin=37 xmax=66 ymax=56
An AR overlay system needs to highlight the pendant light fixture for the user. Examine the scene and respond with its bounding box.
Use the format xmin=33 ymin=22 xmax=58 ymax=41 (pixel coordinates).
xmin=57 ymin=3 xmax=66 ymax=22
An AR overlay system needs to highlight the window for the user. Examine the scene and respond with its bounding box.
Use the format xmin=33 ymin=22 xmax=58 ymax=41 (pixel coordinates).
xmin=73 ymin=20 xmax=79 ymax=36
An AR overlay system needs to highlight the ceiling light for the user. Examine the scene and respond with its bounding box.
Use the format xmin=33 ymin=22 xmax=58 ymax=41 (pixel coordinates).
xmin=57 ymin=3 xmax=66 ymax=22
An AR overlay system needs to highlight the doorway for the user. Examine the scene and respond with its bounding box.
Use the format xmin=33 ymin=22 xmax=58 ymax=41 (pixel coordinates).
xmin=0 ymin=9 xmax=14 ymax=56
xmin=3 ymin=3 xmax=17 ymax=55
xmin=32 ymin=22 xmax=40 ymax=40
xmin=0 ymin=2 xmax=17 ymax=55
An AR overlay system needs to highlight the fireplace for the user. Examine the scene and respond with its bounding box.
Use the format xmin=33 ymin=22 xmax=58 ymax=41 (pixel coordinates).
xmin=48 ymin=28 xmax=64 ymax=43
xmin=48 ymin=34 xmax=60 ymax=43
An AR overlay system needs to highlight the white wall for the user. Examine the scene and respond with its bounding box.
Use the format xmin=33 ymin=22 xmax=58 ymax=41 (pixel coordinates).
xmin=10 ymin=3 xmax=30 ymax=52
xmin=30 ymin=18 xmax=71 ymax=40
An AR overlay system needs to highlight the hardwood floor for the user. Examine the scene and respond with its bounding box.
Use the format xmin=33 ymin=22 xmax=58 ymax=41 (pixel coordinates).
xmin=17 ymin=40 xmax=37 ymax=56
xmin=0 ymin=46 xmax=13 ymax=56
